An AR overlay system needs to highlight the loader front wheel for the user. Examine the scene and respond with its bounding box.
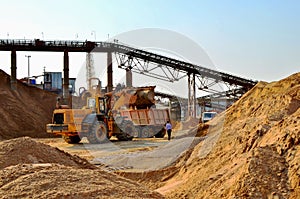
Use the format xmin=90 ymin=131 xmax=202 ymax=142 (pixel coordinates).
xmin=62 ymin=135 xmax=81 ymax=144
xmin=87 ymin=121 xmax=108 ymax=144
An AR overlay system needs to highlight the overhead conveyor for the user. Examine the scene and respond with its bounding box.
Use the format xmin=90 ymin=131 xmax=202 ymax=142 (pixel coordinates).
xmin=0 ymin=39 xmax=257 ymax=116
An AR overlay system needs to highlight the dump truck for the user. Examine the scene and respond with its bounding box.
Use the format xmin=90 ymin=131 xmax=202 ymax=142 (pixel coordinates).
xmin=201 ymin=111 xmax=217 ymax=123
xmin=46 ymin=84 xmax=170 ymax=144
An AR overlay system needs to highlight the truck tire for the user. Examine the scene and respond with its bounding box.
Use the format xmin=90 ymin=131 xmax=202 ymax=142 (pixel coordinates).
xmin=87 ymin=121 xmax=108 ymax=144
xmin=120 ymin=120 xmax=138 ymax=138
xmin=140 ymin=127 xmax=149 ymax=138
xmin=62 ymin=135 xmax=81 ymax=144
xmin=140 ymin=126 xmax=156 ymax=138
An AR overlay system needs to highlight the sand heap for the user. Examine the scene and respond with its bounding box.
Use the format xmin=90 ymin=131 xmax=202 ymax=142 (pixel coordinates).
xmin=119 ymin=73 xmax=299 ymax=198
xmin=159 ymin=72 xmax=300 ymax=198
xmin=0 ymin=137 xmax=94 ymax=169
xmin=0 ymin=137 xmax=163 ymax=198
xmin=0 ymin=70 xmax=57 ymax=140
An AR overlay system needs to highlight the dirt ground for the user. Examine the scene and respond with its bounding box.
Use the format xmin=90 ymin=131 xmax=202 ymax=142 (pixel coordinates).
xmin=0 ymin=70 xmax=299 ymax=198
xmin=37 ymin=135 xmax=203 ymax=172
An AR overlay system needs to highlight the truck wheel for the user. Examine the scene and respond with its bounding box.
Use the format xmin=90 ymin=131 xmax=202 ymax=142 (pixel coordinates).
xmin=120 ymin=120 xmax=138 ymax=138
xmin=140 ymin=126 xmax=157 ymax=138
xmin=135 ymin=127 xmax=142 ymax=138
xmin=62 ymin=135 xmax=81 ymax=144
xmin=140 ymin=127 xmax=149 ymax=138
xmin=87 ymin=121 xmax=108 ymax=144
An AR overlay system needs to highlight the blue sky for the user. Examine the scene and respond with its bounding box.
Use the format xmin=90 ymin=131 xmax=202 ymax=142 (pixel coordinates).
xmin=0 ymin=0 xmax=299 ymax=84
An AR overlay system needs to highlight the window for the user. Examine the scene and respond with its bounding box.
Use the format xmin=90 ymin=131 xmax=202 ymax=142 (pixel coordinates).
xmin=54 ymin=113 xmax=64 ymax=124
xmin=98 ymin=98 xmax=106 ymax=114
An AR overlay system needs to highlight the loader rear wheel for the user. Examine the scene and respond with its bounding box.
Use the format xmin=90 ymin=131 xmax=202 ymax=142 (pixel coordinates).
xmin=87 ymin=121 xmax=108 ymax=144
xmin=62 ymin=135 xmax=81 ymax=144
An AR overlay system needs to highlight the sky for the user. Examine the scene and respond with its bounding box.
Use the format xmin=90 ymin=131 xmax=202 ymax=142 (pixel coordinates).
xmin=0 ymin=0 xmax=299 ymax=92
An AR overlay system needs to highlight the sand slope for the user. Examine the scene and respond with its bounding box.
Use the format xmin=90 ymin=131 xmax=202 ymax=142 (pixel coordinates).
xmin=0 ymin=70 xmax=57 ymax=140
xmin=161 ymin=72 xmax=299 ymax=198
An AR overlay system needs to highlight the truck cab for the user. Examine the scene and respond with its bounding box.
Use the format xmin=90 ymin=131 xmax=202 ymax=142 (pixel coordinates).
xmin=201 ymin=112 xmax=217 ymax=123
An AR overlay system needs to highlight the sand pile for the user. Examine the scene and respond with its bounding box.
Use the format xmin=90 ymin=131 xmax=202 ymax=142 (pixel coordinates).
xmin=118 ymin=73 xmax=299 ymax=198
xmin=173 ymin=116 xmax=199 ymax=131
xmin=0 ymin=164 xmax=163 ymax=199
xmin=159 ymin=72 xmax=300 ymax=198
xmin=0 ymin=70 xmax=57 ymax=140
xmin=171 ymin=116 xmax=209 ymax=139
xmin=0 ymin=137 xmax=163 ymax=198
xmin=0 ymin=137 xmax=95 ymax=169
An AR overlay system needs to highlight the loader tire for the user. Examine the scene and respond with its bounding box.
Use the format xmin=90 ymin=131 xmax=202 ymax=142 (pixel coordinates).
xmin=62 ymin=135 xmax=81 ymax=144
xmin=87 ymin=121 xmax=108 ymax=144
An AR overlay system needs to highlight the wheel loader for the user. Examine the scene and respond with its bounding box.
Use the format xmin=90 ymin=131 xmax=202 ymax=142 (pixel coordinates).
xmin=46 ymin=81 xmax=170 ymax=144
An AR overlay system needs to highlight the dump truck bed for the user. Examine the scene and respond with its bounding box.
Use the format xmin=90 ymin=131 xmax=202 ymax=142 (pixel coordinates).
xmin=120 ymin=108 xmax=169 ymax=126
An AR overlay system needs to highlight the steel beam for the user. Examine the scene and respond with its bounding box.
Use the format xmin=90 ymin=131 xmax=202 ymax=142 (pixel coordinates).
xmin=188 ymin=73 xmax=196 ymax=117
xmin=107 ymin=52 xmax=113 ymax=92
xmin=63 ymin=50 xmax=69 ymax=106
xmin=126 ymin=68 xmax=133 ymax=87
xmin=10 ymin=50 xmax=17 ymax=90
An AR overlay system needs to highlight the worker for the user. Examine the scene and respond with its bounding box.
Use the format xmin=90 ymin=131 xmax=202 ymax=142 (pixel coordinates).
xmin=166 ymin=121 xmax=172 ymax=141
xmin=56 ymin=97 xmax=61 ymax=109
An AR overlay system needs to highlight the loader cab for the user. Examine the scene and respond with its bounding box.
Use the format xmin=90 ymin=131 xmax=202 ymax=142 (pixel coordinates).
xmin=87 ymin=97 xmax=96 ymax=113
xmin=87 ymin=97 xmax=107 ymax=115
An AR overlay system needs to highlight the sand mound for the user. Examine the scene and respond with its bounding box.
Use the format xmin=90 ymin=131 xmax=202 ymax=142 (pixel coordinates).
xmin=0 ymin=137 xmax=95 ymax=169
xmin=118 ymin=73 xmax=299 ymax=198
xmin=0 ymin=70 xmax=57 ymax=140
xmin=0 ymin=137 xmax=163 ymax=198
xmin=174 ymin=116 xmax=199 ymax=131
xmin=160 ymin=72 xmax=300 ymax=198
xmin=0 ymin=164 xmax=163 ymax=199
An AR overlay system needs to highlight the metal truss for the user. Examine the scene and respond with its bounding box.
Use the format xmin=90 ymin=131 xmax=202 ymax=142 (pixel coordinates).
xmin=111 ymin=42 xmax=257 ymax=116
xmin=109 ymin=42 xmax=257 ymax=91
xmin=114 ymin=52 xmax=187 ymax=83
xmin=113 ymin=48 xmax=252 ymax=95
